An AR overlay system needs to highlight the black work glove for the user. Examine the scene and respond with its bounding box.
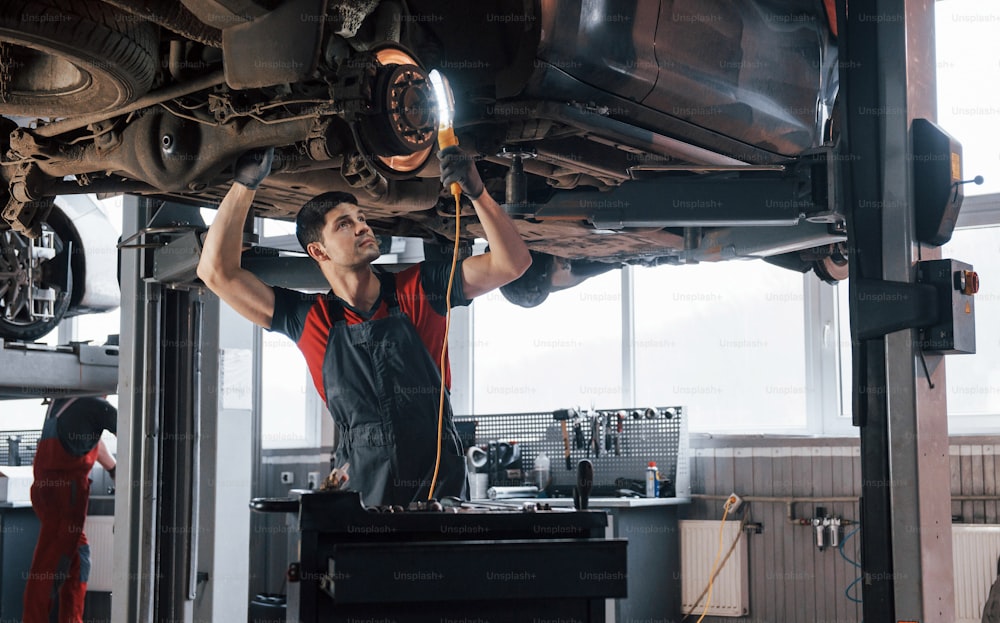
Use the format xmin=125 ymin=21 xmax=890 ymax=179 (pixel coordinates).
xmin=108 ymin=466 xmax=116 ymax=481
xmin=438 ymin=146 xmax=485 ymax=200
xmin=233 ymin=147 xmax=274 ymax=190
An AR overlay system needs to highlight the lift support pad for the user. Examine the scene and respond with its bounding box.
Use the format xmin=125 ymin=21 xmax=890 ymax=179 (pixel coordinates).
xmin=0 ymin=338 xmax=118 ymax=399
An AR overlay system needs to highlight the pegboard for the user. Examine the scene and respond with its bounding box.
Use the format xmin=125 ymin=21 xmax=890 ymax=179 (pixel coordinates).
xmin=0 ymin=430 xmax=40 ymax=466
xmin=455 ymin=406 xmax=689 ymax=498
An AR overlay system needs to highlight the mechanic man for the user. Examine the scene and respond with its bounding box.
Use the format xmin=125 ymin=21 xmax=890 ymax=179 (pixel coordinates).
xmin=197 ymin=146 xmax=531 ymax=506
xmin=23 ymin=396 xmax=117 ymax=623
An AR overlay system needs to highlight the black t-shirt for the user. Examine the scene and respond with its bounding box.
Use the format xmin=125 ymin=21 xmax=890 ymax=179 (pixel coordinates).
xmin=52 ymin=397 xmax=117 ymax=457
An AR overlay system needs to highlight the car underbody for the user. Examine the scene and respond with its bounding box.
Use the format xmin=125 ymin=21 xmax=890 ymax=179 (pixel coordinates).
xmin=1 ymin=0 xmax=848 ymax=316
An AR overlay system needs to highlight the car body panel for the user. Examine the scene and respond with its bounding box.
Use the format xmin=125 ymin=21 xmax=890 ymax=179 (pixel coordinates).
xmin=534 ymin=0 xmax=834 ymax=158
xmin=53 ymin=195 xmax=121 ymax=315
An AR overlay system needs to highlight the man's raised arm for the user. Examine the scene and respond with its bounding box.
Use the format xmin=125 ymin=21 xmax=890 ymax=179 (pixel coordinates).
xmin=438 ymin=146 xmax=532 ymax=299
xmin=196 ymin=149 xmax=276 ymax=328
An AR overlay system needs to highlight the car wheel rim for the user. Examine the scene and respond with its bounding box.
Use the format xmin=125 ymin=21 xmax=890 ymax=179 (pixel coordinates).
xmin=3 ymin=43 xmax=92 ymax=99
xmin=0 ymin=225 xmax=60 ymax=326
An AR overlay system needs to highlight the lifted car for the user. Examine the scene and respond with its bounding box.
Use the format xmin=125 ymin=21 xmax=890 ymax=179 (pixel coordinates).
xmin=0 ymin=0 xmax=846 ymax=307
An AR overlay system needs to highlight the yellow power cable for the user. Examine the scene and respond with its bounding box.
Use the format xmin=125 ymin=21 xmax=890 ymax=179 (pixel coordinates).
xmin=427 ymin=191 xmax=461 ymax=500
xmin=428 ymin=125 xmax=463 ymax=500
xmin=695 ymin=498 xmax=734 ymax=623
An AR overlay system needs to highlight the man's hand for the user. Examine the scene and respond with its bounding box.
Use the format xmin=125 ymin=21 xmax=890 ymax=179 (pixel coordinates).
xmin=233 ymin=147 xmax=275 ymax=190
xmin=439 ymin=146 xmax=484 ymax=200
xmin=321 ymin=463 xmax=350 ymax=491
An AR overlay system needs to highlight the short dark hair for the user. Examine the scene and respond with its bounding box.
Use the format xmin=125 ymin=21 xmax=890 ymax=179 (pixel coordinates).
xmin=295 ymin=191 xmax=359 ymax=252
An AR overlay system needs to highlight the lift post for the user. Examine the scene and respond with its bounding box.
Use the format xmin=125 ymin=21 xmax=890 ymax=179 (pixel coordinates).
xmin=840 ymin=0 xmax=957 ymax=620
xmin=112 ymin=196 xmax=255 ymax=623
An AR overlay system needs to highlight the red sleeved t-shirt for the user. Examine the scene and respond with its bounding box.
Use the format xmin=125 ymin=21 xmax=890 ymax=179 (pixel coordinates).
xmin=267 ymin=262 xmax=471 ymax=404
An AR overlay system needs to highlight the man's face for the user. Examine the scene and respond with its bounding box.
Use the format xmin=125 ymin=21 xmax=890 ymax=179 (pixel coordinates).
xmin=306 ymin=203 xmax=381 ymax=268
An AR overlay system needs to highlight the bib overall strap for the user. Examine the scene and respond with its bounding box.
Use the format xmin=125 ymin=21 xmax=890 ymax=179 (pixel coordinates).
xmin=323 ymin=292 xmax=347 ymax=326
xmin=376 ymin=270 xmax=400 ymax=312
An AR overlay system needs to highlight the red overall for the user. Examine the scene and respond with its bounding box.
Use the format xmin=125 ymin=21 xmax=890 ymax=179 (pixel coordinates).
xmin=23 ymin=401 xmax=97 ymax=623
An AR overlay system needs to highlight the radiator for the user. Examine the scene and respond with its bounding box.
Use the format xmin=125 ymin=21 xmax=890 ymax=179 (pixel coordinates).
xmin=954 ymin=524 xmax=1000 ymax=623
xmin=84 ymin=515 xmax=115 ymax=592
xmin=680 ymin=519 xmax=749 ymax=618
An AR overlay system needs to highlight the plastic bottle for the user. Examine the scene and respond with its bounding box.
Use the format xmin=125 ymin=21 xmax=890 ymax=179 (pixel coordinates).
xmin=533 ymin=452 xmax=551 ymax=495
xmin=645 ymin=461 xmax=659 ymax=498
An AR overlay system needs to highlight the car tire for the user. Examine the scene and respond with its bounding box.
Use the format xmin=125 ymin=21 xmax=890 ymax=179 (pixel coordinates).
xmin=0 ymin=0 xmax=158 ymax=116
xmin=764 ymin=243 xmax=849 ymax=284
xmin=811 ymin=242 xmax=849 ymax=284
xmin=499 ymin=251 xmax=554 ymax=308
xmin=0 ymin=222 xmax=72 ymax=341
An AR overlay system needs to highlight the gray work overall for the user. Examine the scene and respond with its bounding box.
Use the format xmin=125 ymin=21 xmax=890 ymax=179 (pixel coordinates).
xmin=321 ymin=271 xmax=468 ymax=506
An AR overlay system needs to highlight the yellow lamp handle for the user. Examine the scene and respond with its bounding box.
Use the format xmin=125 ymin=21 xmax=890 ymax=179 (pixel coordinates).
xmin=437 ymin=126 xmax=462 ymax=199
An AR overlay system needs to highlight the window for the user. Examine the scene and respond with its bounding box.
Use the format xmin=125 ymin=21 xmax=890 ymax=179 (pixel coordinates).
xmin=471 ymin=269 xmax=623 ymax=414
xmin=935 ymin=0 xmax=1000 ymax=197
xmin=633 ymin=261 xmax=808 ymax=432
xmin=260 ymin=329 xmax=318 ymax=448
xmin=469 ymin=258 xmax=808 ymax=430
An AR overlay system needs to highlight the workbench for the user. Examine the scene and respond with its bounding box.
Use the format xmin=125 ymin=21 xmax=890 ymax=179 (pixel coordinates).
xmin=254 ymin=490 xmax=630 ymax=622
xmin=491 ymin=496 xmax=689 ymax=622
